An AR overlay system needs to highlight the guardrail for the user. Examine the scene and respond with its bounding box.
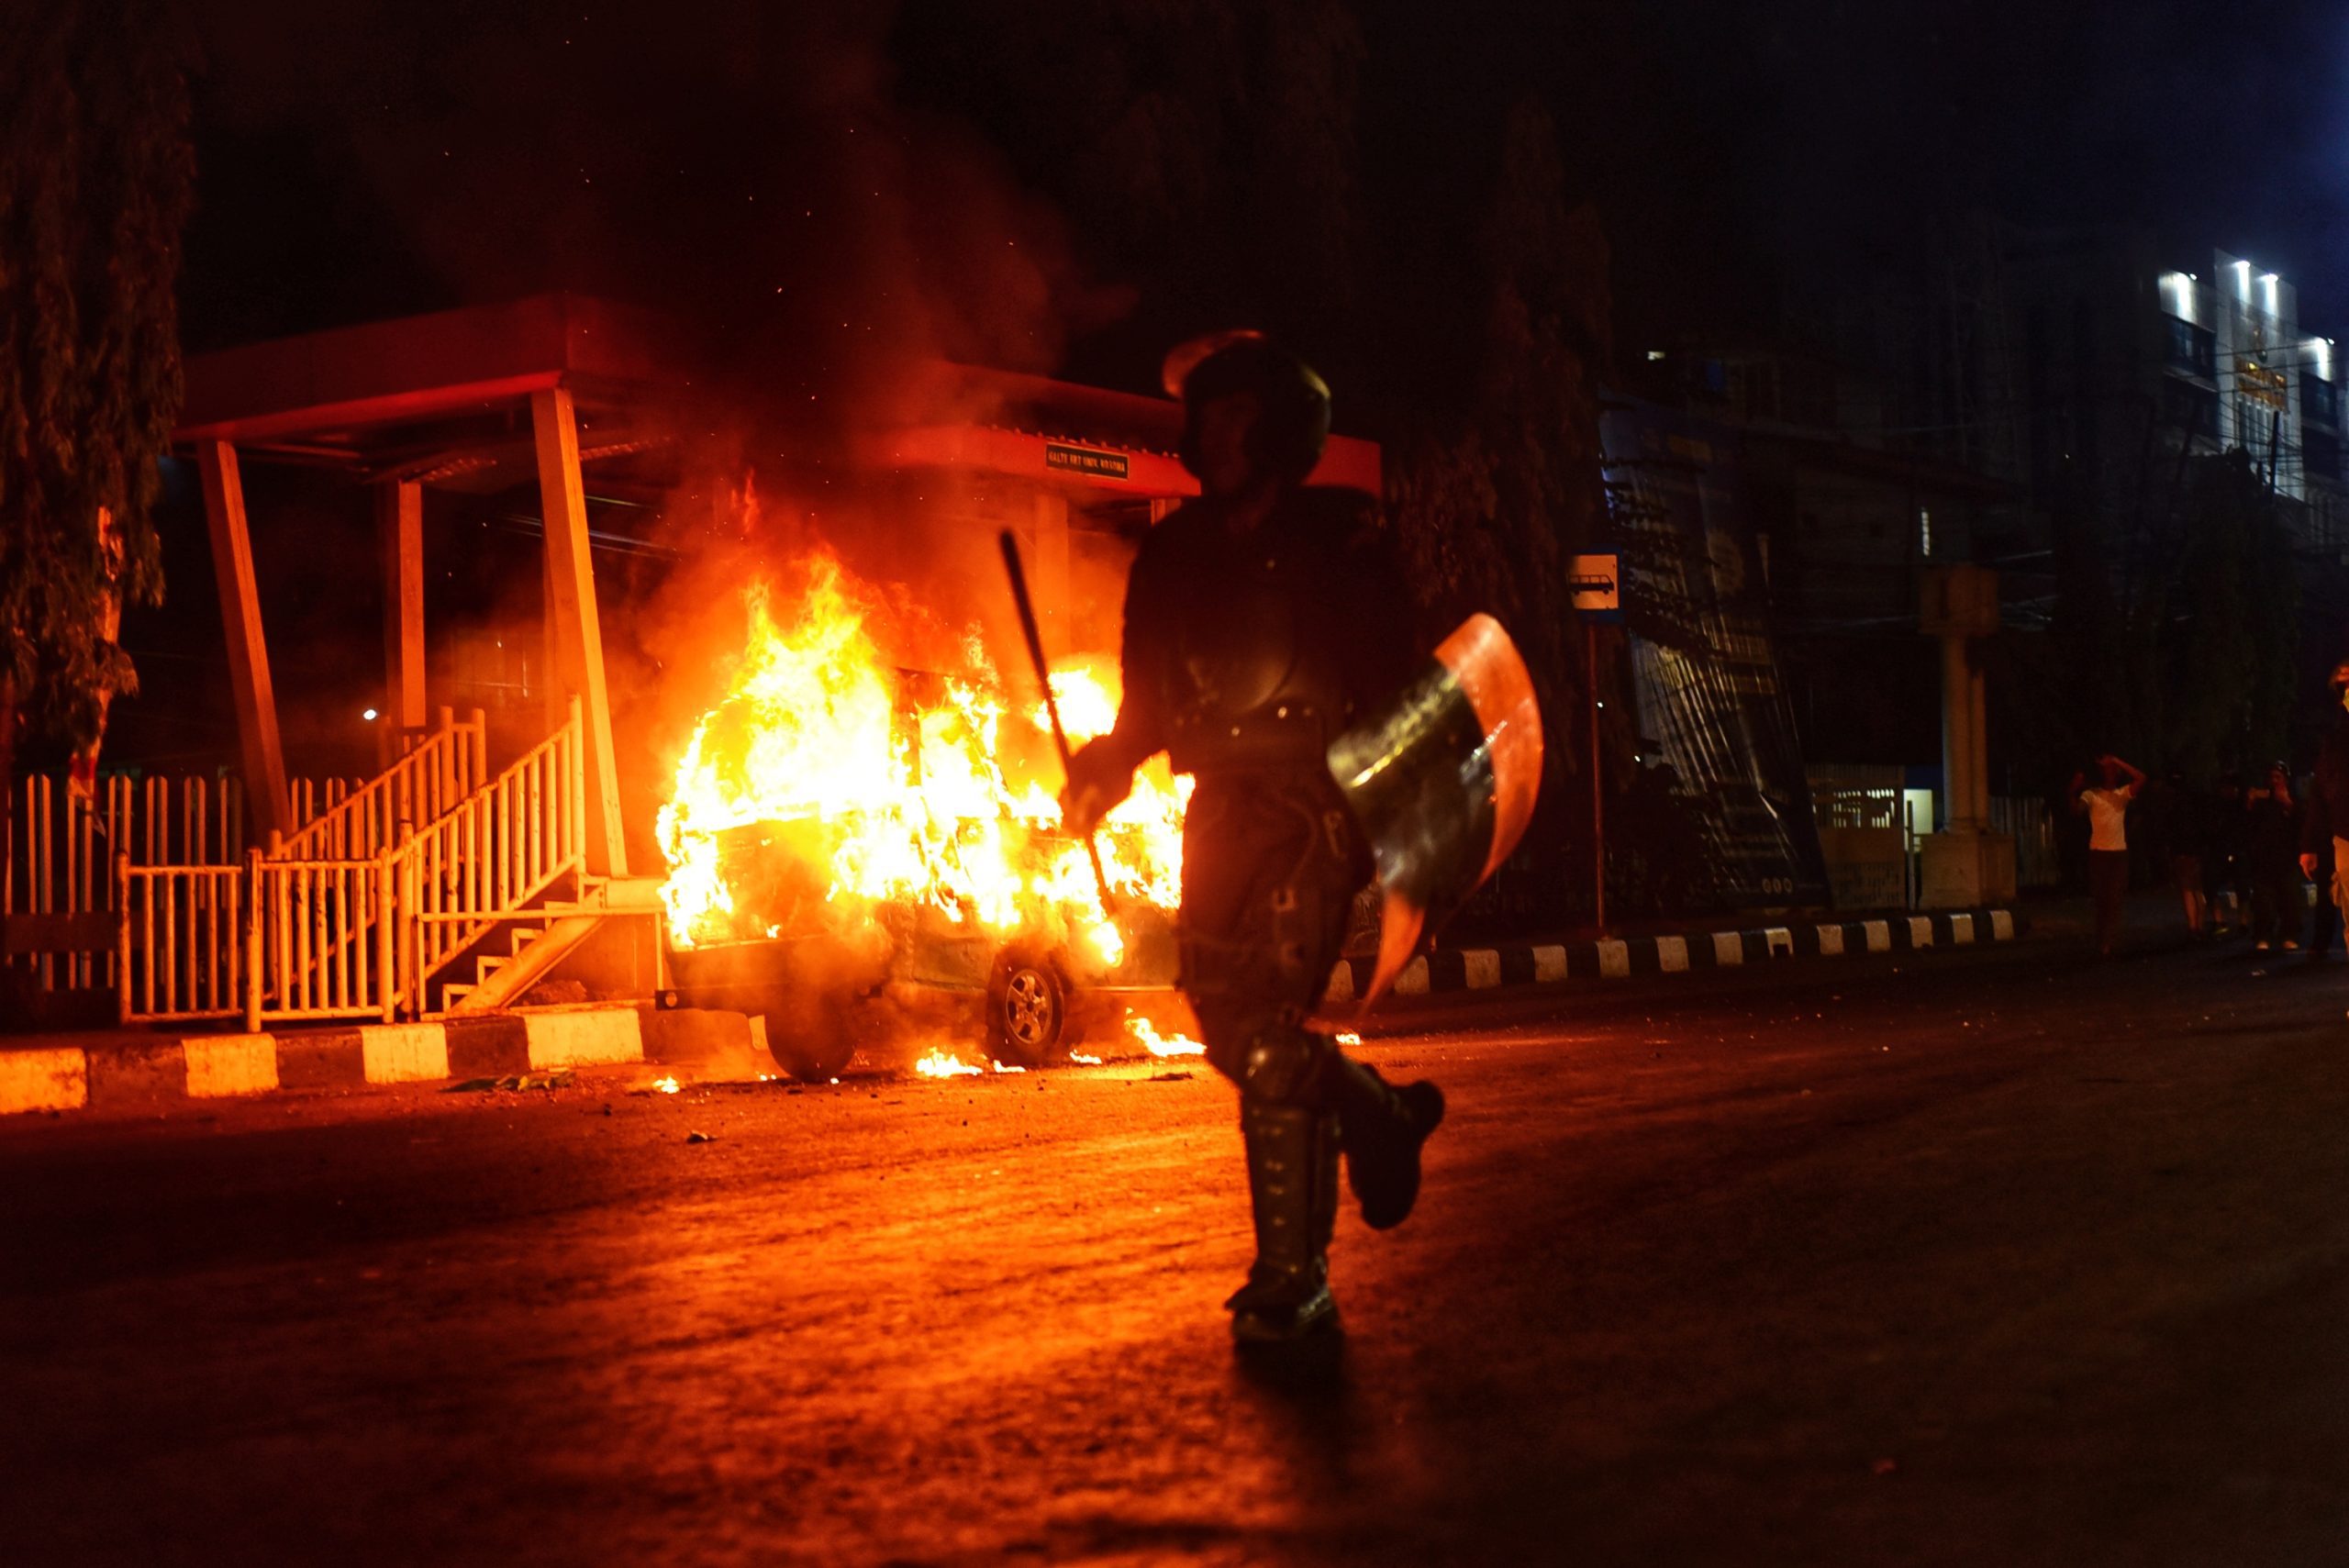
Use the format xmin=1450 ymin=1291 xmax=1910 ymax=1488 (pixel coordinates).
xmin=247 ymin=853 xmax=395 ymax=1025
xmin=61 ymin=701 xmax=589 ymax=1029
xmin=273 ymin=707 xmax=486 ymax=862
xmin=388 ymin=697 xmax=583 ymax=1017
xmin=7 ymin=773 xmax=246 ymax=1005
xmin=116 ymin=862 xmax=248 ymax=1023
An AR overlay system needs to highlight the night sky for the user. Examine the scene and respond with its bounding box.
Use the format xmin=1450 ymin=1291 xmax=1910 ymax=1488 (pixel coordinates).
xmin=178 ymin=1 xmax=2349 ymax=368
xmin=105 ymin=0 xmax=2349 ymax=782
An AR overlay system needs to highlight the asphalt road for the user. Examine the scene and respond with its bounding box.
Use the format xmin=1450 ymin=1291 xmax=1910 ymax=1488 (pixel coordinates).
xmin=6 ymin=934 xmax=2349 ymax=1566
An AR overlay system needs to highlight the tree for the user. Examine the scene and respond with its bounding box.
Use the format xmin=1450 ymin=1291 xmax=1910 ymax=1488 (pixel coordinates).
xmin=1388 ymin=102 xmax=1609 ymax=709
xmin=1385 ymin=101 xmax=1611 ymax=922
xmin=0 ymin=0 xmax=193 ymax=784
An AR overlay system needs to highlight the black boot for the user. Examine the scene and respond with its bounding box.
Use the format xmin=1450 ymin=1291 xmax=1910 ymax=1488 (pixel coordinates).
xmin=1333 ymin=1059 xmax=1445 ymax=1230
xmin=1226 ymin=1102 xmax=1341 ymax=1342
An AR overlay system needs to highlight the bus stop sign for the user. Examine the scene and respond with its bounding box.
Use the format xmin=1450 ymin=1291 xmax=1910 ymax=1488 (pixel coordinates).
xmin=1571 ymin=552 xmax=1623 ymax=622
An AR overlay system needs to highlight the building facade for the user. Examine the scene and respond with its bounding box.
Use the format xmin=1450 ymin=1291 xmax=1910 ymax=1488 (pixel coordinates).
xmin=1632 ymin=220 xmax=2349 ymax=818
xmin=2155 ymin=250 xmax=2344 ymax=548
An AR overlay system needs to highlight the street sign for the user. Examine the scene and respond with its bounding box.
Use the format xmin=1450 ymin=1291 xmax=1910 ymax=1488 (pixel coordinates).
xmin=1571 ymin=552 xmax=1623 ymax=622
xmin=1043 ymin=441 xmax=1130 ymax=480
xmin=1568 ymin=551 xmax=1625 ymax=932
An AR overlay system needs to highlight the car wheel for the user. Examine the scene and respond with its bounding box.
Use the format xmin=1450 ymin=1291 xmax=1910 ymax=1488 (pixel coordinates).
xmin=985 ymin=946 xmax=1065 ymax=1067
xmin=759 ymin=992 xmax=858 ymax=1082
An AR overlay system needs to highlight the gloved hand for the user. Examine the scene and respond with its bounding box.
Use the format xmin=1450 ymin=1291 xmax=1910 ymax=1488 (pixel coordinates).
xmin=1060 ymin=737 xmax=1135 ymax=837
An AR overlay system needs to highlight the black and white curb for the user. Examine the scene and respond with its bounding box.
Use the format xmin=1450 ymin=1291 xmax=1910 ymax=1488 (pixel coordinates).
xmin=4 ymin=910 xmax=2024 ymax=1114
xmin=0 ymin=1005 xmax=746 ymax=1118
xmin=1323 ymin=908 xmax=2021 ymax=1002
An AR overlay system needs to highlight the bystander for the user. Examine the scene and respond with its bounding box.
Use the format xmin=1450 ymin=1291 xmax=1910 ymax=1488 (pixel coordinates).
xmin=2074 ymin=754 xmax=2144 ymax=958
xmin=2245 ymin=763 xmax=2303 ymax=952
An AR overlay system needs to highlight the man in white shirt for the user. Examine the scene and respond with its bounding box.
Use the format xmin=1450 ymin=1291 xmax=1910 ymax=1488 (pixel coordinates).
xmin=2073 ymin=754 xmax=2145 ymax=956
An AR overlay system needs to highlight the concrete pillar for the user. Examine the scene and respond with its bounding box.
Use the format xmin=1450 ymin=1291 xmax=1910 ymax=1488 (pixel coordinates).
xmin=529 ymin=387 xmax=628 ymax=878
xmin=1919 ymin=565 xmax=2013 ymax=907
xmin=376 ymin=480 xmax=427 ymax=736
xmin=195 ymin=440 xmax=289 ymax=840
xmin=1940 ymin=629 xmax=1987 ymax=831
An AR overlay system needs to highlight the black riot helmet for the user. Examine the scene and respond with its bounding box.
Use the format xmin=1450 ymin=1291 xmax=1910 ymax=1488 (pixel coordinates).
xmin=1163 ymin=330 xmax=1332 ymax=488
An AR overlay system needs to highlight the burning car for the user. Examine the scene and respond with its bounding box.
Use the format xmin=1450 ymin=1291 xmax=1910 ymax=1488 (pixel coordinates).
xmin=656 ymin=554 xmax=1192 ymax=1079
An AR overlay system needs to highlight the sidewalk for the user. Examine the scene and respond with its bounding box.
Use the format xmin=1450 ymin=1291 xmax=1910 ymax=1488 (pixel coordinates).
xmin=1327 ymin=905 xmax=2025 ymax=1001
xmin=2025 ymin=885 xmax=2308 ymax=946
xmin=6 ymin=903 xmax=2036 ymax=1117
xmin=0 ymin=1004 xmax=759 ymax=1118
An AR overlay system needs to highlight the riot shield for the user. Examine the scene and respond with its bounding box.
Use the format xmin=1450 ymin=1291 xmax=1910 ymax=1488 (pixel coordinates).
xmin=1325 ymin=613 xmax=1543 ymax=1003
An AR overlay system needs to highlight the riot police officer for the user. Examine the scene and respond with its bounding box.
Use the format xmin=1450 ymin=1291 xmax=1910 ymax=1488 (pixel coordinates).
xmin=1063 ymin=333 xmax=1446 ymax=1343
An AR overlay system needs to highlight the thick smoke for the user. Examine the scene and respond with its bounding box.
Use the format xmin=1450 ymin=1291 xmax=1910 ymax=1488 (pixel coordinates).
xmin=187 ymin=1 xmax=1124 ymax=393
xmin=187 ymin=1 xmax=1143 ymax=782
xmin=184 ymin=3 xmax=1183 ymax=1070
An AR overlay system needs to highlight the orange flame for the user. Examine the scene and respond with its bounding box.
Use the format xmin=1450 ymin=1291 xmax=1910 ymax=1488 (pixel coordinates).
xmin=657 ymin=553 xmax=1189 ymax=975
xmin=1126 ymin=1015 xmax=1206 ymax=1058
xmin=913 ymin=1049 xmax=982 ymax=1079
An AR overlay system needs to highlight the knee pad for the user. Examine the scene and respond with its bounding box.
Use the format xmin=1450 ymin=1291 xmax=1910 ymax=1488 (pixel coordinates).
xmin=1235 ymin=1023 xmax=1330 ymax=1106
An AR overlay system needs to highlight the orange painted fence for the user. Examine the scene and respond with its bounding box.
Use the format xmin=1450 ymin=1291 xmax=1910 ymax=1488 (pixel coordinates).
xmin=5 ymin=773 xmax=245 ymax=1006
xmin=4 ymin=701 xmax=583 ymax=1029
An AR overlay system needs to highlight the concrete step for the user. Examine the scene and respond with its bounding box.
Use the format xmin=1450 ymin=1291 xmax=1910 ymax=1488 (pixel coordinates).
xmin=543 ymin=875 xmax=664 ymax=916
xmin=449 ymin=914 xmax=606 ymax=1016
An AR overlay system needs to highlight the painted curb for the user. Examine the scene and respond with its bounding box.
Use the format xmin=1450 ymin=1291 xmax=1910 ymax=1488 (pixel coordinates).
xmin=0 ymin=1049 xmax=90 ymax=1116
xmin=1321 ymin=907 xmax=2024 ymax=1002
xmin=0 ymin=1005 xmax=653 ymax=1118
xmin=6 ymin=909 xmax=2027 ymax=1116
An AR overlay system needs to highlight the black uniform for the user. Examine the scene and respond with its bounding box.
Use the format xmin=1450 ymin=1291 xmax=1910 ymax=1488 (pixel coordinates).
xmin=1076 ymin=484 xmax=1438 ymax=1338
xmin=1110 ymin=486 xmax=1415 ymax=1078
xmin=2246 ymin=790 xmax=2301 ymax=946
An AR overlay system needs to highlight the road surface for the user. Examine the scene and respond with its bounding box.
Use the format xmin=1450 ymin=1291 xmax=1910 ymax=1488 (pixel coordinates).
xmin=5 ymin=937 xmax=2347 ymax=1565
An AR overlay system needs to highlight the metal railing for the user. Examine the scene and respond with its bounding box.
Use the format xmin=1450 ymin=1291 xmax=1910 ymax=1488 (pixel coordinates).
xmin=273 ymin=707 xmax=486 ymax=862
xmin=1989 ymin=795 xmax=2062 ymax=889
xmin=33 ymin=701 xmax=592 ymax=1030
xmin=207 ymin=698 xmax=583 ymax=1027
xmin=7 ymin=773 xmax=245 ymax=998
xmin=386 ymin=696 xmax=583 ymax=1018
xmin=244 ymin=855 xmax=395 ymax=1024
xmin=116 ymin=862 xmax=248 ymax=1022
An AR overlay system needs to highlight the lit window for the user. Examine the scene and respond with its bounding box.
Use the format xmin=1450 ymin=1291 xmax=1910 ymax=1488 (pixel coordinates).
xmin=1918 ymin=507 xmax=1932 ymax=558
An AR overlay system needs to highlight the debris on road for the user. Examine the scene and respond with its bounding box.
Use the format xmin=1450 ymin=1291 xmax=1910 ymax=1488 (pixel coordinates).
xmin=686 ymin=1130 xmax=716 ymax=1144
xmin=445 ymin=1071 xmax=576 ymax=1095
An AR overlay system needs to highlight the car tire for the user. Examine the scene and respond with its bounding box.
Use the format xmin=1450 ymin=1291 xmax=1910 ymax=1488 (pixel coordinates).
xmin=985 ymin=945 xmax=1066 ymax=1067
xmin=759 ymin=992 xmax=859 ymax=1082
